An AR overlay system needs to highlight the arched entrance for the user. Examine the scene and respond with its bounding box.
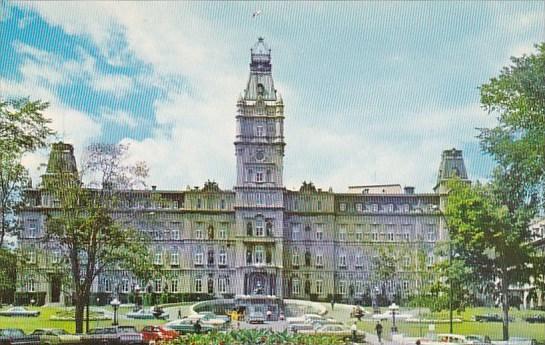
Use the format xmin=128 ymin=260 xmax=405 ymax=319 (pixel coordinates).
xmin=244 ymin=272 xmax=276 ymax=296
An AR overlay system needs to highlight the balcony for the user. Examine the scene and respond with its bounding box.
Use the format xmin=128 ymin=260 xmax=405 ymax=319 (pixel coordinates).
xmin=242 ymin=236 xmax=275 ymax=244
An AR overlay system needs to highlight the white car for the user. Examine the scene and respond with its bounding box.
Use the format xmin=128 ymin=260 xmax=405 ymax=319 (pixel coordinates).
xmin=286 ymin=313 xmax=324 ymax=324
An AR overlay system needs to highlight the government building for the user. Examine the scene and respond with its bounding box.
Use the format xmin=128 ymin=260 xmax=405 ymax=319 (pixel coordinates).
xmin=17 ymin=38 xmax=470 ymax=306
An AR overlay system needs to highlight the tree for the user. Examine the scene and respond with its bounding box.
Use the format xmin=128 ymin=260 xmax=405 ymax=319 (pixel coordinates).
xmin=44 ymin=143 xmax=152 ymax=333
xmin=372 ymin=245 xmax=400 ymax=305
xmin=479 ymin=43 xmax=545 ymax=205
xmin=445 ymin=179 xmax=542 ymax=340
xmin=0 ymin=98 xmax=54 ymax=247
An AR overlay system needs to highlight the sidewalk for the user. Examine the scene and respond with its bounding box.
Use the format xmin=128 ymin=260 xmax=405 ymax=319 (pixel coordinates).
xmin=365 ymin=332 xmax=395 ymax=345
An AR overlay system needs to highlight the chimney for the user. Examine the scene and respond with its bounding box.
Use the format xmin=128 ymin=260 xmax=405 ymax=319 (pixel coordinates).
xmin=404 ymin=186 xmax=415 ymax=194
xmin=152 ymin=185 xmax=157 ymax=191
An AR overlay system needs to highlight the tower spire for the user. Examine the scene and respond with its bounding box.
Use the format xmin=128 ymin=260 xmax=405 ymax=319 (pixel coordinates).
xmin=244 ymin=37 xmax=276 ymax=101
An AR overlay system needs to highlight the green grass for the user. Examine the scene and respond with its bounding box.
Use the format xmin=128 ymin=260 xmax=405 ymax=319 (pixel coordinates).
xmin=0 ymin=306 xmax=170 ymax=333
xmin=356 ymin=307 xmax=545 ymax=342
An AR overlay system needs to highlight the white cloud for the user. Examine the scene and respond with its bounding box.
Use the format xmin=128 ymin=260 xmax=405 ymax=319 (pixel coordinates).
xmin=10 ymin=2 xmax=541 ymax=192
xmin=101 ymin=108 xmax=138 ymax=129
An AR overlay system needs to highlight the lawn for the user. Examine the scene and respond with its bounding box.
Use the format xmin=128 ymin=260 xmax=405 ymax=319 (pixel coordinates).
xmin=356 ymin=307 xmax=545 ymax=342
xmin=0 ymin=305 xmax=174 ymax=333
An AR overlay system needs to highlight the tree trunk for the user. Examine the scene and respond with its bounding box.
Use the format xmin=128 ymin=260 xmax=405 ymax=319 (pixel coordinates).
xmin=501 ymin=275 xmax=509 ymax=341
xmin=75 ymin=300 xmax=85 ymax=334
xmin=85 ymin=301 xmax=90 ymax=333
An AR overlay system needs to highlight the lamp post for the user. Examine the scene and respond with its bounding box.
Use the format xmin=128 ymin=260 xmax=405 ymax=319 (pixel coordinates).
xmin=30 ymin=298 xmax=35 ymax=308
xmin=389 ymin=303 xmax=399 ymax=334
xmin=110 ymin=297 xmax=121 ymax=326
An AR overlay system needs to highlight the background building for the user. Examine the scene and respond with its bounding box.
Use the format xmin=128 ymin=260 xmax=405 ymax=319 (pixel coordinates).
xmin=17 ymin=38 xmax=468 ymax=306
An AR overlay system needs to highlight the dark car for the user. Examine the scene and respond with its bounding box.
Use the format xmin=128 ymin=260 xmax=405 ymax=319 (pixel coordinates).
xmin=474 ymin=314 xmax=514 ymax=322
xmin=80 ymin=327 xmax=144 ymax=345
xmin=0 ymin=329 xmax=40 ymax=345
xmin=525 ymin=315 xmax=545 ymax=323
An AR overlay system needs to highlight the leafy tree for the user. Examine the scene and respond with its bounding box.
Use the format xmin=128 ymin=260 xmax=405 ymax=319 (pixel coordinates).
xmin=0 ymin=248 xmax=16 ymax=304
xmin=0 ymin=98 xmax=54 ymax=247
xmin=479 ymin=43 xmax=545 ymax=207
xmin=372 ymin=245 xmax=400 ymax=305
xmin=44 ymin=143 xmax=152 ymax=333
xmin=445 ymin=179 xmax=542 ymax=340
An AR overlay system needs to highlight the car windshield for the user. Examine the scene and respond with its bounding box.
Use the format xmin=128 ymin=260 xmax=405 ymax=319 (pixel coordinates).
xmin=118 ymin=327 xmax=137 ymax=333
xmin=51 ymin=329 xmax=68 ymax=335
xmin=0 ymin=329 xmax=25 ymax=337
xmin=12 ymin=307 xmax=25 ymax=311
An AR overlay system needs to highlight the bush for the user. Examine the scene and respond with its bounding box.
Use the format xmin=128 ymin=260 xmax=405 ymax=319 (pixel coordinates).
xmin=14 ymin=292 xmax=46 ymax=306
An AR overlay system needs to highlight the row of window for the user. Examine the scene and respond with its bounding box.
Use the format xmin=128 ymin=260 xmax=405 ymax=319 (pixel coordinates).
xmin=290 ymin=279 xmax=413 ymax=295
xmin=289 ymin=253 xmax=434 ymax=269
xmin=339 ymin=202 xmax=436 ymax=213
xmin=290 ymin=224 xmax=438 ymax=241
xmin=153 ymin=250 xmax=229 ymax=267
xmin=99 ymin=277 xmax=230 ymax=294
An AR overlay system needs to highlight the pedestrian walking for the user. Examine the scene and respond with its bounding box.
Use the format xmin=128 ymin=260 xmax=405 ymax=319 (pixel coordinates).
xmin=330 ymin=298 xmax=335 ymax=310
xmin=178 ymin=308 xmax=182 ymax=319
xmin=351 ymin=321 xmax=358 ymax=343
xmin=375 ymin=321 xmax=383 ymax=344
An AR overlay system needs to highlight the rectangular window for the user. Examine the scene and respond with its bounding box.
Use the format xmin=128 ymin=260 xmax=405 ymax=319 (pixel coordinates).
xmin=195 ymin=223 xmax=203 ymax=239
xmin=292 ymin=224 xmax=300 ymax=240
xmin=195 ymin=278 xmax=202 ymax=292
xmin=356 ymin=203 xmax=363 ymax=213
xmin=155 ymin=279 xmax=162 ymax=293
xmin=426 ymin=224 xmax=437 ymax=241
xmin=386 ymin=204 xmax=394 ymax=213
xmin=197 ymin=199 xmax=202 ymax=209
xmin=339 ymin=255 xmax=347 ymax=268
xmin=316 ymin=224 xmax=323 ymax=240
xmin=219 ymin=226 xmax=227 ymax=239
xmin=356 ymin=255 xmax=363 ymax=269
xmin=171 ymin=279 xmax=178 ymax=293
xmin=219 ymin=251 xmax=227 ymax=266
xmin=256 ymin=171 xmax=264 ymax=182
xmin=317 ymin=200 xmax=322 ymax=211
xmin=122 ymin=279 xmax=129 ymax=293
xmin=339 ymin=203 xmax=347 ymax=212
xmin=104 ymin=278 xmax=111 ymax=293
xmin=292 ymin=252 xmax=299 ymax=267
xmin=218 ymin=278 xmax=227 ymax=293
xmin=172 ymin=229 xmax=180 ymax=240
xmin=338 ymin=226 xmax=347 ymax=241
xmin=371 ymin=204 xmax=379 ymax=212
xmin=194 ymin=252 xmax=204 ymax=265
xmin=220 ymin=199 xmax=225 ymax=209
xmin=403 ymin=280 xmax=409 ymax=290
xmin=338 ymin=281 xmax=346 ymax=295
xmin=256 ymin=220 xmax=264 ymax=237
xmin=316 ymin=280 xmax=323 ymax=295
xmin=387 ymin=233 xmax=394 ymax=241
xmin=315 ymin=254 xmax=323 ymax=268
xmin=154 ymin=252 xmax=163 ymax=265
xmin=255 ymin=246 xmax=264 ymax=264
xmin=256 ymin=193 xmax=264 ymax=206
xmin=427 ymin=254 xmax=434 ymax=267
xmin=27 ymin=279 xmax=35 ymax=293
xmin=256 ymin=126 xmax=264 ymax=137
xmin=402 ymin=204 xmax=410 ymax=213
xmin=292 ymin=279 xmax=300 ymax=295
xmin=52 ymin=250 xmax=61 ymax=264
xmin=356 ymin=225 xmax=363 ymax=241
xmin=170 ymin=251 xmax=179 ymax=266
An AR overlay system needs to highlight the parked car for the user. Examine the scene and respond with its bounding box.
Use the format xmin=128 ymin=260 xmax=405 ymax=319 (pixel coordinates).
xmin=286 ymin=314 xmax=324 ymax=324
xmin=474 ymin=314 xmax=514 ymax=322
xmin=372 ymin=310 xmax=413 ymax=321
xmin=0 ymin=329 xmax=40 ymax=345
xmin=140 ymin=326 xmax=178 ymax=344
xmin=31 ymin=329 xmax=80 ymax=345
xmin=465 ymin=335 xmax=492 ymax=344
xmin=288 ymin=323 xmax=315 ymax=333
xmin=248 ymin=311 xmax=265 ymax=324
xmin=163 ymin=319 xmax=216 ymax=334
xmin=80 ymin=326 xmax=144 ymax=345
xmin=525 ymin=315 xmax=545 ymax=323
xmin=0 ymin=307 xmax=40 ymax=317
xmin=299 ymin=325 xmax=365 ymax=342
xmin=126 ymin=309 xmax=168 ymax=320
xmin=198 ymin=312 xmax=230 ymax=324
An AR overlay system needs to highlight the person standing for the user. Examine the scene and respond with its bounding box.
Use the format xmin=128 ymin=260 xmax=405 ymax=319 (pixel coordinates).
xmin=177 ymin=308 xmax=182 ymax=319
xmin=351 ymin=321 xmax=358 ymax=342
xmin=194 ymin=319 xmax=202 ymax=334
xmin=330 ymin=297 xmax=335 ymax=310
xmin=375 ymin=321 xmax=383 ymax=344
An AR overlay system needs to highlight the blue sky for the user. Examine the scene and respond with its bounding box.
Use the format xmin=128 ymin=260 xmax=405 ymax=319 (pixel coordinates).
xmin=1 ymin=2 xmax=544 ymax=192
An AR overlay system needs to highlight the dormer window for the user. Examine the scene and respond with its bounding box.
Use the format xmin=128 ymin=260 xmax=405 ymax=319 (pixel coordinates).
xmin=257 ymin=83 xmax=265 ymax=96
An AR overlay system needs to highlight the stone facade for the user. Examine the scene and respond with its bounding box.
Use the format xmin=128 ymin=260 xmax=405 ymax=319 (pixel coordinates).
xmin=17 ymin=38 xmax=470 ymax=305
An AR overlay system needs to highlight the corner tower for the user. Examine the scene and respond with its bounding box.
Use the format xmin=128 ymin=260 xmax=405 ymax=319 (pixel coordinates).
xmin=234 ymin=38 xmax=285 ymax=298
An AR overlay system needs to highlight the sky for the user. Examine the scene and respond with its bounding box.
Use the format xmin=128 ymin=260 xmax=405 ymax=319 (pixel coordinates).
xmin=1 ymin=2 xmax=544 ymax=193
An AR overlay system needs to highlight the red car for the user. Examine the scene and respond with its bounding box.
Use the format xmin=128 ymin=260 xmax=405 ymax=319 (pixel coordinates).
xmin=141 ymin=326 xmax=178 ymax=344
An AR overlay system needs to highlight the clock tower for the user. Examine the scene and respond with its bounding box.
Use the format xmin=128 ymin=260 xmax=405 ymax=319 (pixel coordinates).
xmin=234 ymin=38 xmax=285 ymax=297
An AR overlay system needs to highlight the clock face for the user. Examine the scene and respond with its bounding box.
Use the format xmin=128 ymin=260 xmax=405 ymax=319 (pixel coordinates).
xmin=256 ymin=150 xmax=265 ymax=161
